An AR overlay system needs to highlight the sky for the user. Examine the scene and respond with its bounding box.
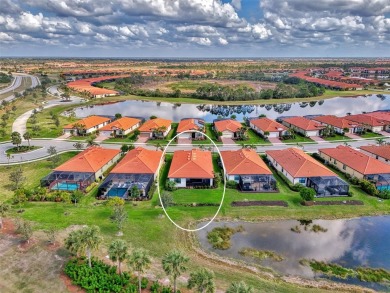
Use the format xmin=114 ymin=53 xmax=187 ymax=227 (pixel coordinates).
xmin=0 ymin=0 xmax=389 ymax=57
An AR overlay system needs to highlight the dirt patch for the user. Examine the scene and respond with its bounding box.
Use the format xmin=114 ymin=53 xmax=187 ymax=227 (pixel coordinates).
xmin=232 ymin=201 xmax=288 ymax=207
xmin=46 ymin=241 xmax=61 ymax=251
xmin=18 ymin=238 xmax=37 ymax=252
xmin=1 ymin=218 xmax=17 ymax=236
xmin=60 ymin=274 xmax=85 ymax=293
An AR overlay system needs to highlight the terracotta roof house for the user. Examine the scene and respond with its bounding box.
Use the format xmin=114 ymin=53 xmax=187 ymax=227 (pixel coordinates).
xmin=98 ymin=147 xmax=163 ymax=198
xmin=221 ymin=149 xmax=276 ymax=192
xmin=213 ymin=119 xmax=243 ymax=139
xmin=99 ymin=117 xmax=141 ymax=137
xmin=177 ymin=118 xmax=205 ymax=141
xmin=312 ymin=115 xmax=362 ymax=134
xmin=41 ymin=146 xmax=121 ymax=191
xmin=360 ymin=145 xmax=390 ymax=164
xmin=67 ymin=75 xmax=126 ymax=98
xmin=138 ymin=118 xmax=172 ymax=139
xmin=168 ymin=149 xmax=214 ymax=188
xmin=364 ymin=112 xmax=390 ymax=131
xmin=63 ymin=115 xmax=111 ymax=135
xmin=281 ymin=117 xmax=325 ymax=137
xmin=266 ymin=148 xmax=349 ymax=197
xmin=343 ymin=114 xmax=387 ymax=133
xmin=319 ymin=145 xmax=390 ymax=190
xmin=249 ymin=117 xmax=288 ymax=138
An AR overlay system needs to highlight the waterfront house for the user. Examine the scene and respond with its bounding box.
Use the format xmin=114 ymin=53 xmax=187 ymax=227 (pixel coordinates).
xmin=63 ymin=115 xmax=111 ymax=135
xmin=99 ymin=117 xmax=141 ymax=137
xmin=281 ymin=116 xmax=325 ymax=137
xmin=213 ymin=119 xmax=243 ymax=139
xmin=266 ymin=148 xmax=349 ymax=196
xmin=319 ymin=145 xmax=390 ymax=190
xmin=221 ymin=149 xmax=277 ymax=192
xmin=177 ymin=118 xmax=205 ymax=140
xmin=168 ymin=149 xmax=214 ymax=188
xmin=98 ymin=147 xmax=163 ymax=198
xmin=138 ymin=118 xmax=172 ymax=139
xmin=343 ymin=114 xmax=386 ymax=133
xmin=312 ymin=115 xmax=362 ymax=134
xmin=249 ymin=117 xmax=288 ymax=138
xmin=41 ymin=146 xmax=121 ymax=191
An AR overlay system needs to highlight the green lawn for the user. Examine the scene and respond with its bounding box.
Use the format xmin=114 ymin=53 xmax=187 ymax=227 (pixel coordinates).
xmin=282 ymin=134 xmax=316 ymax=144
xmin=322 ymin=134 xmax=351 ymax=142
xmin=146 ymin=123 xmax=178 ymax=146
xmin=238 ymin=128 xmax=271 ymax=145
xmin=359 ymin=132 xmax=383 ymax=139
xmin=5 ymin=146 xmax=42 ymax=155
xmin=194 ymin=123 xmax=222 ymax=145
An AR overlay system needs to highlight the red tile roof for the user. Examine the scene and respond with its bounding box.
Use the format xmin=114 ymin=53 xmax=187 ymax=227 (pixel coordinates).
xmin=312 ymin=115 xmax=360 ymax=129
xmin=283 ymin=117 xmax=325 ymax=131
xmin=250 ymin=117 xmax=287 ymax=132
xmin=63 ymin=115 xmax=110 ymax=130
xmin=364 ymin=112 xmax=390 ymax=123
xmin=54 ymin=146 xmax=120 ymax=173
xmin=343 ymin=114 xmax=387 ymax=127
xmin=67 ymin=75 xmax=128 ymax=96
xmin=214 ymin=119 xmax=242 ymax=133
xmin=291 ymin=71 xmax=363 ymax=89
xmin=266 ymin=148 xmax=336 ymax=178
xmin=221 ymin=149 xmax=272 ymax=175
xmin=319 ymin=145 xmax=390 ymax=175
xmin=177 ymin=119 xmax=203 ymax=133
xmin=111 ymin=147 xmax=162 ymax=174
xmin=138 ymin=118 xmax=172 ymax=132
xmin=360 ymin=145 xmax=390 ymax=161
xmin=168 ymin=149 xmax=214 ymax=179
xmin=100 ymin=117 xmax=141 ymax=132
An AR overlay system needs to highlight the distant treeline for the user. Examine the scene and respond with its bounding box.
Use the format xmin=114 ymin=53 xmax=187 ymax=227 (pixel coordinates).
xmin=0 ymin=73 xmax=12 ymax=84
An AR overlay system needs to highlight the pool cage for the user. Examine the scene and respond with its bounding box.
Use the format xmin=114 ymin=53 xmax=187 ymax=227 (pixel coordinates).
xmin=238 ymin=175 xmax=277 ymax=192
xmin=366 ymin=174 xmax=390 ymax=191
xmin=307 ymin=176 xmax=349 ymax=197
xmin=98 ymin=173 xmax=154 ymax=199
xmin=41 ymin=171 xmax=95 ymax=192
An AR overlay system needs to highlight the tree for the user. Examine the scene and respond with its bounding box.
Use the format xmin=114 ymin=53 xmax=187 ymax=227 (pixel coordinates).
xmin=187 ymin=268 xmax=216 ymax=293
xmin=300 ymin=187 xmax=316 ymax=201
xmin=13 ymin=189 xmax=27 ymax=210
xmin=86 ymin=135 xmax=97 ymax=147
xmin=263 ymin=131 xmax=270 ymax=139
xmin=11 ymin=131 xmax=22 ymax=151
xmin=73 ymin=141 xmax=84 ymax=150
xmin=121 ymin=144 xmax=129 ymax=153
xmin=23 ymin=132 xmax=32 ymax=148
xmin=166 ymin=180 xmax=177 ymax=191
xmin=6 ymin=153 xmax=13 ymax=164
xmin=115 ymin=113 xmax=122 ymax=119
xmin=111 ymin=205 xmax=128 ymax=235
xmin=128 ymin=248 xmax=151 ymax=293
xmin=16 ymin=219 xmax=33 ymax=243
xmin=65 ymin=226 xmax=101 ymax=268
xmin=0 ymin=202 xmax=10 ymax=230
xmin=150 ymin=115 xmax=157 ymax=119
xmin=376 ymin=137 xmax=385 ymax=145
xmin=9 ymin=166 xmax=25 ymax=190
xmin=130 ymin=185 xmax=141 ymax=198
xmin=47 ymin=146 xmax=60 ymax=167
xmin=160 ymin=191 xmax=174 ymax=208
xmin=71 ymin=190 xmax=83 ymax=205
xmin=226 ymin=281 xmax=254 ymax=293
xmin=162 ymin=250 xmax=189 ymax=293
xmin=108 ymin=240 xmax=129 ymax=274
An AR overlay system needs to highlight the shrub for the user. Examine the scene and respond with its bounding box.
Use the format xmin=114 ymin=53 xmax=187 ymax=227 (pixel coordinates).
xmin=147 ymin=181 xmax=157 ymax=198
xmin=165 ymin=180 xmax=177 ymax=191
xmin=349 ymin=176 xmax=360 ymax=185
xmin=226 ymin=180 xmax=238 ymax=189
xmin=378 ymin=189 xmax=390 ymax=199
xmin=359 ymin=180 xmax=378 ymax=196
xmin=300 ymin=187 xmax=316 ymax=201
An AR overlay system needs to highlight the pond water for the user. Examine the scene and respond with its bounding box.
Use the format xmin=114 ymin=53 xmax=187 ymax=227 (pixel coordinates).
xmin=197 ymin=216 xmax=390 ymax=291
xmin=73 ymin=94 xmax=390 ymax=122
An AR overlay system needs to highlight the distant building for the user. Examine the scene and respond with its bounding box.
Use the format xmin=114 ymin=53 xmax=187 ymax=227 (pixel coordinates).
xmin=360 ymin=145 xmax=390 ymax=164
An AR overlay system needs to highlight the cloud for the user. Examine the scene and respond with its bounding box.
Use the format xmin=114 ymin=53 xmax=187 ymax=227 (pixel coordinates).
xmin=231 ymin=0 xmax=241 ymax=10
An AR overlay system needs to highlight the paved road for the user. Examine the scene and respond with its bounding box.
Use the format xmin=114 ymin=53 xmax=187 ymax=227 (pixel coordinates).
xmin=0 ymin=76 xmax=21 ymax=95
xmin=1 ymin=73 xmax=41 ymax=102
xmin=1 ymin=137 xmax=387 ymax=165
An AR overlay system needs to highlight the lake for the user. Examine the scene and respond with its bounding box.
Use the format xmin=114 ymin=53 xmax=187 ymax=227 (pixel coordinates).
xmin=73 ymin=94 xmax=390 ymax=122
xmin=197 ymin=216 xmax=390 ymax=290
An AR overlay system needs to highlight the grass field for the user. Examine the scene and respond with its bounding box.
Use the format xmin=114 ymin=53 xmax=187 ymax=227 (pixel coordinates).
xmin=360 ymin=132 xmax=383 ymax=139
xmin=281 ymin=134 xmax=315 ymax=144
xmin=322 ymin=134 xmax=351 ymax=142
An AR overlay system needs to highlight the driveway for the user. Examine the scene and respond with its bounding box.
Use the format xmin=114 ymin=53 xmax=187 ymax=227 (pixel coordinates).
xmin=345 ymin=132 xmax=361 ymax=139
xmin=221 ymin=137 xmax=235 ymax=145
xmin=135 ymin=135 xmax=149 ymax=143
xmin=379 ymin=131 xmax=390 ymax=137
xmin=95 ymin=133 xmax=110 ymax=142
xmin=268 ymin=137 xmax=284 ymax=144
xmin=177 ymin=138 xmax=192 ymax=145
xmin=311 ymin=136 xmax=326 ymax=142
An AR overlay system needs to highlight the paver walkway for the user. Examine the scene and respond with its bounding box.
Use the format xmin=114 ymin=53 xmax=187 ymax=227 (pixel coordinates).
xmin=221 ymin=137 xmax=235 ymax=144
xmin=177 ymin=138 xmax=192 ymax=144
xmin=268 ymin=137 xmax=284 ymax=144
xmin=311 ymin=136 xmax=326 ymax=142
xmin=345 ymin=133 xmax=361 ymax=139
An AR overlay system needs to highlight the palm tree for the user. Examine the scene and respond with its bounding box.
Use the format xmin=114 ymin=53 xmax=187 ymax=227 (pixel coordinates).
xmin=162 ymin=250 xmax=189 ymax=293
xmin=23 ymin=132 xmax=32 ymax=148
xmin=0 ymin=202 xmax=10 ymax=230
xmin=108 ymin=240 xmax=129 ymax=274
xmin=11 ymin=131 xmax=22 ymax=151
xmin=187 ymin=268 xmax=215 ymax=293
xmin=376 ymin=137 xmax=385 ymax=145
xmin=128 ymin=248 xmax=151 ymax=293
xmin=226 ymin=281 xmax=254 ymax=293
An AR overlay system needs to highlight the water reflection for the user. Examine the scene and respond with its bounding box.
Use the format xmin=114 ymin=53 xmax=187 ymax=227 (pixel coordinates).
xmin=74 ymin=95 xmax=390 ymax=122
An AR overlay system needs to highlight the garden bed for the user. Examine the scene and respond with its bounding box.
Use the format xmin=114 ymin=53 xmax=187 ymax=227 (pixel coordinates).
xmin=231 ymin=200 xmax=288 ymax=207
xmin=6 ymin=146 xmax=42 ymax=155
xmin=303 ymin=200 xmax=364 ymax=206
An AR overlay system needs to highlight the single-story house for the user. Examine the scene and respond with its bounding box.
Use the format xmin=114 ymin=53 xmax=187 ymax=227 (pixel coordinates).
xmin=41 ymin=146 xmax=121 ymax=191
xmin=360 ymin=145 xmax=390 ymax=164
xmin=249 ymin=117 xmax=288 ymax=138
xmin=138 ymin=118 xmax=172 ymax=138
xmin=312 ymin=115 xmax=362 ymax=134
xmin=266 ymin=148 xmax=349 ymax=197
xmin=168 ymin=149 xmax=214 ymax=188
xmin=319 ymin=145 xmax=390 ymax=190
xmin=98 ymin=147 xmax=163 ymax=198
xmin=364 ymin=111 xmax=390 ymax=131
xmin=281 ymin=117 xmax=325 ymax=137
xmin=177 ymin=118 xmax=205 ymax=140
xmin=99 ymin=117 xmax=141 ymax=137
xmin=63 ymin=115 xmax=111 ymax=135
xmin=221 ymin=149 xmax=277 ymax=192
xmin=343 ymin=114 xmax=386 ymax=133
xmin=213 ymin=119 xmax=243 ymax=139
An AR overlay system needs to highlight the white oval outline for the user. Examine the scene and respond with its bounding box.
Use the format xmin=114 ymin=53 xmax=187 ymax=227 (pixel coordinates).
xmin=156 ymin=129 xmax=227 ymax=232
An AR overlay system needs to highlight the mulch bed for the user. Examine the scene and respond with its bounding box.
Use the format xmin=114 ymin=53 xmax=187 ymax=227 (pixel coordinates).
xmin=231 ymin=200 xmax=288 ymax=207
xmin=303 ymin=200 xmax=364 ymax=206
xmin=1 ymin=218 xmax=17 ymax=236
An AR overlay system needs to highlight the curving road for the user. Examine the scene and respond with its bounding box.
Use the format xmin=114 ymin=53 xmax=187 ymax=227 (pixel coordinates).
xmin=1 ymin=73 xmax=41 ymax=102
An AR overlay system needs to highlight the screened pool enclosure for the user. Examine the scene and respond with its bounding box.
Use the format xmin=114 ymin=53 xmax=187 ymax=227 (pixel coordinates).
xmin=307 ymin=176 xmax=349 ymax=197
xmin=41 ymin=171 xmax=95 ymax=191
xmin=238 ymin=175 xmax=277 ymax=192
